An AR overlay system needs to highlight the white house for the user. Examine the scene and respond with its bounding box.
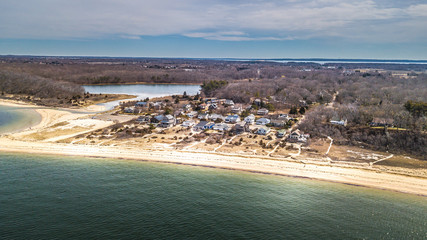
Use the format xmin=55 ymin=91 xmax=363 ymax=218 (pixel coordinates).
xmin=181 ymin=120 xmax=195 ymax=127
xmin=159 ymin=115 xmax=176 ymax=128
xmin=225 ymin=99 xmax=235 ymax=106
xmin=257 ymin=108 xmax=269 ymax=115
xmin=213 ymin=123 xmax=229 ymax=131
xmin=244 ymin=114 xmax=255 ymax=124
xmin=257 ymin=126 xmax=271 ymax=135
xmin=186 ymin=111 xmax=198 ymax=118
xmin=256 ymin=117 xmax=271 ymax=125
xmin=225 ymin=114 xmax=240 ymax=123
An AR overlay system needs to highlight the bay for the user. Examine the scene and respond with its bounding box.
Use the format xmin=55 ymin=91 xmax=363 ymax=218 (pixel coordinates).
xmin=0 ymin=152 xmax=425 ymax=239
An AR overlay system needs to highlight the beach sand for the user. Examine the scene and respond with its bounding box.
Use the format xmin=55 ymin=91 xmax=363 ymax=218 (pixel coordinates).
xmin=0 ymin=99 xmax=426 ymax=196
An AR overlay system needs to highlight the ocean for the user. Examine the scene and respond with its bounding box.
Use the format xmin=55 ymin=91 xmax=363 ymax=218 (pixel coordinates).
xmin=0 ymin=152 xmax=425 ymax=239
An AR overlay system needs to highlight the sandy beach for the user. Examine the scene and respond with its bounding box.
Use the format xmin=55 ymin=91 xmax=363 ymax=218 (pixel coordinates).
xmin=1 ymin=99 xmax=426 ymax=196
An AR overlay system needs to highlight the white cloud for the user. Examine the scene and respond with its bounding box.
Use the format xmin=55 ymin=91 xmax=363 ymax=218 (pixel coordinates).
xmin=0 ymin=0 xmax=426 ymax=42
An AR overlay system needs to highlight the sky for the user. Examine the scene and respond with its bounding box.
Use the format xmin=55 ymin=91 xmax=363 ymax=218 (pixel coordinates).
xmin=0 ymin=0 xmax=426 ymax=59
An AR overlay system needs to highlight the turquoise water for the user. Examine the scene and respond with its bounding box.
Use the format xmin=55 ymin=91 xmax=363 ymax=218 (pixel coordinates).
xmin=0 ymin=105 xmax=41 ymax=134
xmin=84 ymin=84 xmax=201 ymax=110
xmin=0 ymin=152 xmax=426 ymax=239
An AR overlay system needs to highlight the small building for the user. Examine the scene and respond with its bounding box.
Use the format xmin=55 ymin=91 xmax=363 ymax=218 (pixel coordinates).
xmin=194 ymin=121 xmax=208 ymax=131
xmin=288 ymin=130 xmax=309 ymax=143
xmin=124 ymin=107 xmax=134 ymax=113
xmin=209 ymin=103 xmax=218 ymax=110
xmin=136 ymin=115 xmax=151 ymax=123
xmin=256 ymin=117 xmax=271 ymax=125
xmin=213 ymin=123 xmax=229 ymax=131
xmin=254 ymin=99 xmax=262 ymax=106
xmin=257 ymin=108 xmax=269 ymax=115
xmin=183 ymin=104 xmax=192 ymax=111
xmin=225 ymin=114 xmax=240 ymax=123
xmin=186 ymin=111 xmax=198 ymax=118
xmin=277 ymin=114 xmax=291 ymax=121
xmin=233 ymin=122 xmax=250 ymax=133
xmin=154 ymin=114 xmax=165 ymax=122
xmin=135 ymin=101 xmax=148 ymax=108
xmin=203 ymin=122 xmax=215 ymax=130
xmin=231 ymin=104 xmax=243 ymax=114
xmin=276 ymin=129 xmax=286 ymax=138
xmin=174 ymin=109 xmax=184 ymax=116
xmin=225 ymin=99 xmax=235 ymax=106
xmin=198 ymin=113 xmax=210 ymax=120
xmin=209 ymin=113 xmax=224 ymax=122
xmin=330 ymin=119 xmax=347 ymax=126
xmin=159 ymin=115 xmax=176 ymax=128
xmin=370 ymin=118 xmax=393 ymax=127
xmin=257 ymin=126 xmax=271 ymax=135
xmin=181 ymin=120 xmax=195 ymax=127
xmin=244 ymin=114 xmax=255 ymax=124
xmin=271 ymin=119 xmax=287 ymax=127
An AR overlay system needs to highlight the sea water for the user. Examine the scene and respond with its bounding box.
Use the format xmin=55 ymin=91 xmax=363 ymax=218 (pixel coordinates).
xmin=0 ymin=152 xmax=425 ymax=239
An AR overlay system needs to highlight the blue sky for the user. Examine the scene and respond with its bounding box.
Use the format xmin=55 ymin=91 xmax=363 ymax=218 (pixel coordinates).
xmin=1 ymin=0 xmax=426 ymax=59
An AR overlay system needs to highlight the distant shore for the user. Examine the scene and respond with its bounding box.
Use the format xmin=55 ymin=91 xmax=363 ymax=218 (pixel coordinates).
xmin=0 ymin=99 xmax=426 ymax=197
xmin=83 ymin=82 xmax=202 ymax=86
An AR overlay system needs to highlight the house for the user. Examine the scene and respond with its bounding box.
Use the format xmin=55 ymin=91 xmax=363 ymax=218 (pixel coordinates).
xmin=257 ymin=108 xmax=269 ymax=115
xmin=150 ymin=102 xmax=164 ymax=110
xmin=209 ymin=113 xmax=224 ymax=122
xmin=270 ymin=119 xmax=287 ymax=127
xmin=198 ymin=103 xmax=208 ymax=111
xmin=244 ymin=114 xmax=255 ymax=124
xmin=183 ymin=104 xmax=192 ymax=111
xmin=278 ymin=114 xmax=291 ymax=121
xmin=209 ymin=103 xmax=218 ymax=110
xmin=254 ymin=99 xmax=262 ymax=106
xmin=288 ymin=130 xmax=309 ymax=143
xmin=159 ymin=115 xmax=176 ymax=128
xmin=276 ymin=129 xmax=286 ymax=138
xmin=330 ymin=119 xmax=347 ymax=126
xmin=174 ymin=109 xmax=184 ymax=116
xmin=124 ymin=107 xmax=134 ymax=113
xmin=225 ymin=99 xmax=235 ymax=106
xmin=257 ymin=126 xmax=271 ymax=135
xmin=213 ymin=123 xmax=229 ymax=131
xmin=186 ymin=111 xmax=198 ymax=118
xmin=203 ymin=122 xmax=215 ymax=130
xmin=198 ymin=113 xmax=210 ymax=120
xmin=370 ymin=118 xmax=393 ymax=127
xmin=135 ymin=101 xmax=147 ymax=108
xmin=256 ymin=117 xmax=270 ymax=125
xmin=225 ymin=114 xmax=240 ymax=123
xmin=154 ymin=115 xmax=165 ymax=122
xmin=136 ymin=115 xmax=151 ymax=123
xmin=231 ymin=104 xmax=243 ymax=114
xmin=181 ymin=120 xmax=195 ymax=127
xmin=194 ymin=121 xmax=208 ymax=131
xmin=233 ymin=122 xmax=249 ymax=133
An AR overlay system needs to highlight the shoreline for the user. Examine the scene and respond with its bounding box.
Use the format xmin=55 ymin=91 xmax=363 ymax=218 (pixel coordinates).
xmin=0 ymin=99 xmax=426 ymax=197
xmin=83 ymin=82 xmax=202 ymax=86
xmin=0 ymin=138 xmax=426 ymax=197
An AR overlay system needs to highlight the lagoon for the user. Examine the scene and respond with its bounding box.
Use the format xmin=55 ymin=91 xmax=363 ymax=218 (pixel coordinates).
xmin=84 ymin=84 xmax=201 ymax=110
xmin=0 ymin=105 xmax=41 ymax=134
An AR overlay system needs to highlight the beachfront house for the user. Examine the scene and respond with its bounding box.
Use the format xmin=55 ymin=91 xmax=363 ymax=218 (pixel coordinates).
xmin=271 ymin=119 xmax=287 ymax=128
xmin=257 ymin=108 xmax=269 ymax=115
xmin=225 ymin=114 xmax=240 ymax=123
xmin=213 ymin=123 xmax=229 ymax=131
xmin=198 ymin=113 xmax=210 ymax=120
xmin=256 ymin=117 xmax=270 ymax=125
xmin=276 ymin=129 xmax=286 ymax=138
xmin=181 ymin=120 xmax=195 ymax=127
xmin=209 ymin=113 xmax=224 ymax=122
xmin=244 ymin=114 xmax=255 ymax=124
xmin=135 ymin=101 xmax=148 ymax=108
xmin=186 ymin=111 xmax=198 ymax=118
xmin=194 ymin=121 xmax=208 ymax=131
xmin=231 ymin=104 xmax=243 ymax=114
xmin=159 ymin=115 xmax=176 ymax=128
xmin=288 ymin=130 xmax=309 ymax=143
xmin=136 ymin=115 xmax=151 ymax=124
xmin=257 ymin=126 xmax=271 ymax=135
xmin=233 ymin=122 xmax=249 ymax=133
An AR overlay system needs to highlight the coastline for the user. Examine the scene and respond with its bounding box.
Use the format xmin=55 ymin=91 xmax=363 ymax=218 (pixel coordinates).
xmin=83 ymin=82 xmax=202 ymax=86
xmin=0 ymin=99 xmax=426 ymax=197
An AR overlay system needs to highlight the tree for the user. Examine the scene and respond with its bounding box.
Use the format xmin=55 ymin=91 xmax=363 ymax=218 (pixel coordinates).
xmin=299 ymin=107 xmax=306 ymax=114
xmin=289 ymin=106 xmax=298 ymax=114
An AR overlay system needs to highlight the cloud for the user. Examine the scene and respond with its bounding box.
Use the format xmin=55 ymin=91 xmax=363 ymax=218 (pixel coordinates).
xmin=0 ymin=0 xmax=426 ymax=42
